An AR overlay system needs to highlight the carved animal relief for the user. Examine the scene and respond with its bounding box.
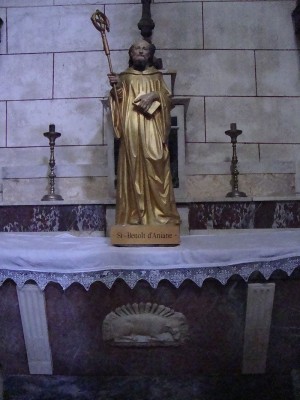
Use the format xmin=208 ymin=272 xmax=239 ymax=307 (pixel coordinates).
xmin=103 ymin=303 xmax=189 ymax=347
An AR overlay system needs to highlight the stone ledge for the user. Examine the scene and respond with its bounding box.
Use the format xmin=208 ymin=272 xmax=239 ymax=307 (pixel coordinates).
xmin=2 ymin=164 xmax=107 ymax=179
xmin=2 ymin=160 xmax=294 ymax=179
xmin=186 ymin=161 xmax=295 ymax=175
xmin=2 ymin=195 xmax=300 ymax=207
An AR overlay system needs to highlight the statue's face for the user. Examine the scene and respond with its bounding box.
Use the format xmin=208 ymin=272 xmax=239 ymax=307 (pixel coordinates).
xmin=130 ymin=40 xmax=151 ymax=67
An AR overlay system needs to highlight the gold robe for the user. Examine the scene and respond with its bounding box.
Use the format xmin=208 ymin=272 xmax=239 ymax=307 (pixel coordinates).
xmin=110 ymin=66 xmax=180 ymax=225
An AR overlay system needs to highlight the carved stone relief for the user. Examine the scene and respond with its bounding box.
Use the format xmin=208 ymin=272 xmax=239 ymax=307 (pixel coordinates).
xmin=103 ymin=303 xmax=189 ymax=347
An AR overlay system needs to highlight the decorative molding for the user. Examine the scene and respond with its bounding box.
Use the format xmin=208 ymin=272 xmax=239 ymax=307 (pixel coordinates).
xmin=242 ymin=283 xmax=275 ymax=374
xmin=103 ymin=303 xmax=189 ymax=346
xmin=17 ymin=284 xmax=53 ymax=374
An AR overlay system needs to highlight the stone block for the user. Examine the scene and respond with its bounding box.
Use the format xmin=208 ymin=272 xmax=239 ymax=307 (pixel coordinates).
xmin=260 ymin=144 xmax=300 ymax=162
xmin=256 ymin=51 xmax=300 ymax=96
xmin=3 ymin=177 xmax=108 ymax=203
xmin=163 ymin=50 xmax=255 ymax=96
xmin=104 ymin=4 xmax=142 ymax=50
xmin=177 ymin=204 xmax=189 ymax=235
xmin=105 ymin=205 xmax=116 ymax=235
xmin=110 ymin=50 xmax=136 ymax=77
xmin=186 ymin=160 xmax=295 ymax=176
xmin=54 ymin=145 xmax=107 ymax=166
xmin=186 ymin=174 xmax=236 ymax=200
xmin=206 ymin=97 xmax=300 ymax=144
xmin=156 ymin=0 xmax=261 ymax=2
xmin=171 ymin=103 xmax=187 ymax=199
xmin=2 ymin=165 xmax=49 ymax=179
xmin=185 ymin=162 xmax=231 ymax=176
xmin=204 ymin=1 xmax=296 ymax=49
xmin=155 ymin=0 xmax=195 ymax=3
xmin=185 ymin=174 xmax=294 ymax=201
xmin=184 ymin=97 xmax=205 ymax=143
xmin=243 ymin=173 xmax=295 ymax=197
xmin=0 ymin=146 xmax=106 ymax=167
xmin=7 ymin=5 xmax=104 ymax=54
xmin=0 ymin=102 xmax=6 ymax=147
xmin=152 ymin=3 xmax=202 ymax=49
xmin=7 ymin=99 xmax=103 ymax=146
xmin=103 ymin=103 xmax=116 ymax=198
xmin=2 ymin=163 xmax=107 ymax=179
xmin=103 ymin=99 xmax=113 ymax=142
xmin=54 ymin=51 xmax=127 ymax=99
xmin=55 ymin=0 xmax=139 ymax=4
xmin=0 ymin=54 xmax=52 ymax=101
xmin=186 ymin=143 xmax=259 ymax=164
xmin=0 ymin=8 xmax=7 ymax=55
xmin=2 ymin=0 xmax=51 ymax=5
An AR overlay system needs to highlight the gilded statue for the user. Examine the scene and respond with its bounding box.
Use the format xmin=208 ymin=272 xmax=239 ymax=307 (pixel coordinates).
xmin=108 ymin=40 xmax=180 ymax=226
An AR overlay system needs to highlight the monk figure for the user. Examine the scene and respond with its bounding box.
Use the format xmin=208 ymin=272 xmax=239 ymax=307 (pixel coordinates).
xmin=108 ymin=39 xmax=180 ymax=226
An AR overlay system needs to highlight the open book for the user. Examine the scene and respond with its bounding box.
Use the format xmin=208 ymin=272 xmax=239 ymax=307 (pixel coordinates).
xmin=133 ymin=92 xmax=160 ymax=117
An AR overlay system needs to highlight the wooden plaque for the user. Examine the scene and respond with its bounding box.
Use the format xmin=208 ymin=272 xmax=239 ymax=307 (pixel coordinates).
xmin=110 ymin=224 xmax=180 ymax=246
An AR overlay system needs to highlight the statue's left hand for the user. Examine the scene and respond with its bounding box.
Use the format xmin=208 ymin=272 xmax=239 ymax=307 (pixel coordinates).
xmin=135 ymin=92 xmax=159 ymax=113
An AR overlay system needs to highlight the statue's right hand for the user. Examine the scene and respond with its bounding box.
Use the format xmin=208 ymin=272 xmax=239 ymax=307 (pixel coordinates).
xmin=108 ymin=73 xmax=120 ymax=87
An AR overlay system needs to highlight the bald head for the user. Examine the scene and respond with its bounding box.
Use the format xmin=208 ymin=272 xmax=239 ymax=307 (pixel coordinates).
xmin=128 ymin=40 xmax=156 ymax=69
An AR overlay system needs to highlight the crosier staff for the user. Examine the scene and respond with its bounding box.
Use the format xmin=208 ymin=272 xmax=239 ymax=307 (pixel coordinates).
xmin=91 ymin=10 xmax=142 ymax=224
xmin=91 ymin=10 xmax=122 ymax=127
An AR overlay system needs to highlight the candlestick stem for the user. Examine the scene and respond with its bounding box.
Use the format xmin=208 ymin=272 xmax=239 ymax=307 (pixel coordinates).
xmin=41 ymin=124 xmax=64 ymax=201
xmin=225 ymin=123 xmax=247 ymax=198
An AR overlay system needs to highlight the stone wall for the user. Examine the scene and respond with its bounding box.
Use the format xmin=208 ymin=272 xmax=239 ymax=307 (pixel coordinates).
xmin=0 ymin=0 xmax=299 ymax=204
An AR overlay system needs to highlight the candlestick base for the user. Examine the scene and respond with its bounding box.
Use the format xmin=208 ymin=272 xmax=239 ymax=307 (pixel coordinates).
xmin=226 ymin=190 xmax=247 ymax=198
xmin=41 ymin=193 xmax=64 ymax=201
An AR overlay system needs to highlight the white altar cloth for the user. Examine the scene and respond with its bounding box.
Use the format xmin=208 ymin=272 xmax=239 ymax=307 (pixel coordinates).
xmin=0 ymin=229 xmax=300 ymax=289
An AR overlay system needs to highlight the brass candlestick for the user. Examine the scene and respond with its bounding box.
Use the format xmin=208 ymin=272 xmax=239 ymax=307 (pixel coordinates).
xmin=41 ymin=124 xmax=64 ymax=201
xmin=225 ymin=123 xmax=247 ymax=198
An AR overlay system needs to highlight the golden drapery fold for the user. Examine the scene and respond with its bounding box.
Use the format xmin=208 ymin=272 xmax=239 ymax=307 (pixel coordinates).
xmin=110 ymin=66 xmax=180 ymax=226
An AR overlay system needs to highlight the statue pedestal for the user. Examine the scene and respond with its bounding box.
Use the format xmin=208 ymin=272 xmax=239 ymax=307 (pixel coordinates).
xmin=110 ymin=224 xmax=180 ymax=246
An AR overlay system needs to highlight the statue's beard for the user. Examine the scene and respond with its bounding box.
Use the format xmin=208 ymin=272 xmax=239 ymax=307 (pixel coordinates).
xmin=132 ymin=58 xmax=148 ymax=70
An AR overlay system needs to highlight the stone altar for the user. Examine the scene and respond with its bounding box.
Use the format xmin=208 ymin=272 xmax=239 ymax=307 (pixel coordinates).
xmin=0 ymin=228 xmax=300 ymax=377
xmin=1 ymin=200 xmax=300 ymax=377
